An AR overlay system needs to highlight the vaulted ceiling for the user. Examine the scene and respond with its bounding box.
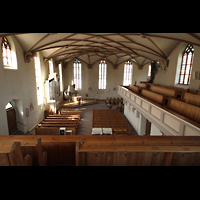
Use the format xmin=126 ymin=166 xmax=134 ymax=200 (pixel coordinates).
xmin=2 ymin=33 xmax=200 ymax=68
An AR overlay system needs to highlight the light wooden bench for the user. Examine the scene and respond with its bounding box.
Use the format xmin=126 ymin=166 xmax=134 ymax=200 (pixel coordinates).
xmin=140 ymin=89 xmax=165 ymax=105
xmin=128 ymin=85 xmax=139 ymax=94
xmin=167 ymin=97 xmax=200 ymax=124
xmin=182 ymin=92 xmax=200 ymax=107
xmin=149 ymin=85 xmax=178 ymax=98
xmin=35 ymin=126 xmax=76 ymax=135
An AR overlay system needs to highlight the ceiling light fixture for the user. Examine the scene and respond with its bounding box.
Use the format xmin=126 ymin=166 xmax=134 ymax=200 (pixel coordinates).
xmin=140 ymin=34 xmax=148 ymax=39
xmin=96 ymin=35 xmax=101 ymax=39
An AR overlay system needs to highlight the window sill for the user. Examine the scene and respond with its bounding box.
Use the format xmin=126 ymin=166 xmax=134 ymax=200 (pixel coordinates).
xmin=4 ymin=65 xmax=17 ymax=70
xmin=175 ymin=84 xmax=189 ymax=89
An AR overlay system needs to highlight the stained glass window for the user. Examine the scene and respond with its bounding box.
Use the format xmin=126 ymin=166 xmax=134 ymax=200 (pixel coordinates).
xmin=178 ymin=44 xmax=194 ymax=85
xmin=2 ymin=37 xmax=12 ymax=66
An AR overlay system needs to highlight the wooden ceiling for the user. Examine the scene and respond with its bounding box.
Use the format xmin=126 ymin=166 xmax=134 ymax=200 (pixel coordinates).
xmin=2 ymin=33 xmax=200 ymax=68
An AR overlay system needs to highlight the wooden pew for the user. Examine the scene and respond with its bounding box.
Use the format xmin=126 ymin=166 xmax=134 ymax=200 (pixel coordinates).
xmin=140 ymin=89 xmax=165 ymax=105
xmin=128 ymin=85 xmax=139 ymax=94
xmin=149 ymin=85 xmax=178 ymax=98
xmin=35 ymin=126 xmax=76 ymax=135
xmin=167 ymin=97 xmax=200 ymax=124
xmin=35 ymin=138 xmax=47 ymax=166
xmin=93 ymin=109 xmax=131 ymax=135
xmin=196 ymin=91 xmax=200 ymax=95
xmin=0 ymin=138 xmax=47 ymax=166
xmin=42 ymin=120 xmax=78 ymax=126
xmin=135 ymin=82 xmax=148 ymax=89
xmin=47 ymin=114 xmax=80 ymax=120
xmin=43 ymin=119 xmax=78 ymax=123
xmin=182 ymin=92 xmax=200 ymax=107
xmin=158 ymin=84 xmax=189 ymax=98
xmin=9 ymin=142 xmax=32 ymax=166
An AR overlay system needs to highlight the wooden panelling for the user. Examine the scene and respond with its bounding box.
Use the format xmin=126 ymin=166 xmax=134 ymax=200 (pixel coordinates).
xmin=1 ymin=135 xmax=200 ymax=166
xmin=79 ymin=151 xmax=200 ymax=166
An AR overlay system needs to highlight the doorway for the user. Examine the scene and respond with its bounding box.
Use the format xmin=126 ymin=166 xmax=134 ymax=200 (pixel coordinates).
xmin=6 ymin=103 xmax=17 ymax=135
xmin=5 ymin=100 xmax=24 ymax=135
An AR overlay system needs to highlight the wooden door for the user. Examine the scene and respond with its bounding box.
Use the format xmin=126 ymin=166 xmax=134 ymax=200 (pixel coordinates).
xmin=6 ymin=108 xmax=17 ymax=135
xmin=146 ymin=119 xmax=151 ymax=136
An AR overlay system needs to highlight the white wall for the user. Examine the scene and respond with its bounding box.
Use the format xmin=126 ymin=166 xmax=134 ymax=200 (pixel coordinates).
xmin=124 ymin=102 xmax=146 ymax=135
xmin=0 ymin=36 xmax=55 ymax=135
xmin=63 ymin=60 xmax=150 ymax=100
xmin=150 ymin=123 xmax=162 ymax=136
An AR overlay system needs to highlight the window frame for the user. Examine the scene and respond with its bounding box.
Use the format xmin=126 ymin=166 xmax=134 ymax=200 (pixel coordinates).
xmin=73 ymin=59 xmax=82 ymax=90
xmin=123 ymin=61 xmax=133 ymax=86
xmin=99 ymin=60 xmax=107 ymax=89
xmin=178 ymin=44 xmax=194 ymax=85
xmin=58 ymin=63 xmax=63 ymax=92
xmin=49 ymin=59 xmax=54 ymax=74
xmin=1 ymin=37 xmax=12 ymax=67
xmin=34 ymin=52 xmax=43 ymax=105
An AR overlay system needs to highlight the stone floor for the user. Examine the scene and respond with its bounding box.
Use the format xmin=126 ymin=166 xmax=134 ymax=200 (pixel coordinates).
xmin=75 ymin=102 xmax=138 ymax=135
xmin=29 ymin=101 xmax=138 ymax=136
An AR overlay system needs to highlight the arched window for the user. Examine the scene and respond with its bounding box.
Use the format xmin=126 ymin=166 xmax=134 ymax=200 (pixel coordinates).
xmin=123 ymin=61 xmax=133 ymax=86
xmin=2 ymin=37 xmax=12 ymax=66
xmin=99 ymin=60 xmax=107 ymax=89
xmin=73 ymin=59 xmax=82 ymax=90
xmin=178 ymin=44 xmax=194 ymax=85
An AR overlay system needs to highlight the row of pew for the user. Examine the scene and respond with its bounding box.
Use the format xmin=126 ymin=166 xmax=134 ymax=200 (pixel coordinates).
xmin=93 ymin=109 xmax=131 ymax=135
xmin=126 ymin=82 xmax=200 ymax=124
xmin=106 ymin=97 xmax=123 ymax=105
xmin=35 ymin=109 xmax=82 ymax=135
xmin=0 ymin=138 xmax=47 ymax=166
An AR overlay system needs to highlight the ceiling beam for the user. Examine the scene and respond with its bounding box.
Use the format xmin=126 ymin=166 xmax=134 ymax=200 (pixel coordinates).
xmin=118 ymin=33 xmax=166 ymax=59
xmin=0 ymin=33 xmax=28 ymax=38
xmin=28 ymin=33 xmax=51 ymax=52
xmin=187 ymin=33 xmax=200 ymax=42
xmin=142 ymin=33 xmax=200 ymax=47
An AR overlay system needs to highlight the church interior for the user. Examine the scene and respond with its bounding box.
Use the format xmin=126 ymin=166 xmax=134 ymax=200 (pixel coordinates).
xmin=1 ymin=33 xmax=200 ymax=166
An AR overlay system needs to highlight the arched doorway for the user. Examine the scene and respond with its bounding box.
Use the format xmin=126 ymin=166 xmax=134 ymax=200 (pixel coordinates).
xmin=5 ymin=100 xmax=24 ymax=135
xmin=5 ymin=102 xmax=17 ymax=135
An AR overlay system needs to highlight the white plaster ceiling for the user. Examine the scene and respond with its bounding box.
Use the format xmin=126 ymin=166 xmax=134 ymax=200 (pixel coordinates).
xmin=9 ymin=33 xmax=200 ymax=67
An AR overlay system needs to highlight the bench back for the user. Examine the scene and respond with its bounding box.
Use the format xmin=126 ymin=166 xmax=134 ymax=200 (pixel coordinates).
xmin=167 ymin=98 xmax=200 ymax=123
xmin=183 ymin=92 xmax=200 ymax=107
xmin=35 ymin=127 xmax=75 ymax=135
xmin=140 ymin=89 xmax=165 ymax=105
xmin=8 ymin=142 xmax=32 ymax=166
xmin=149 ymin=85 xmax=177 ymax=98
xmin=128 ymin=85 xmax=139 ymax=93
xmin=135 ymin=82 xmax=147 ymax=89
